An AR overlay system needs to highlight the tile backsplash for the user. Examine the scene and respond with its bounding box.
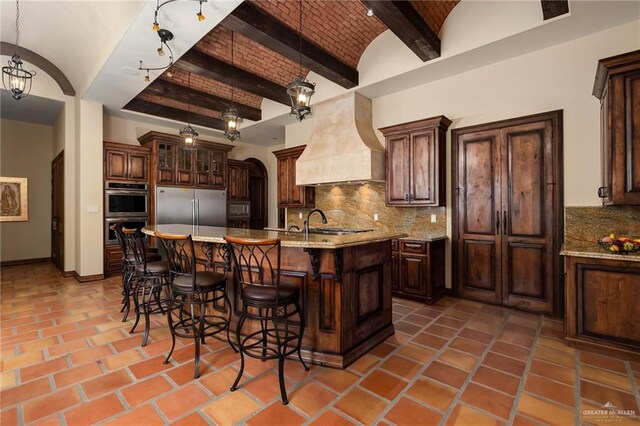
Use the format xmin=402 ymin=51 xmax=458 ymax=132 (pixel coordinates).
xmin=565 ymin=206 xmax=640 ymax=242
xmin=287 ymin=182 xmax=446 ymax=239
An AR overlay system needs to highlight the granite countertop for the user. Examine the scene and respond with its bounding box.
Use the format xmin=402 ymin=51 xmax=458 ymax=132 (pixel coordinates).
xmin=143 ymin=225 xmax=407 ymax=249
xmin=560 ymin=240 xmax=640 ymax=263
xmin=400 ymin=234 xmax=448 ymax=242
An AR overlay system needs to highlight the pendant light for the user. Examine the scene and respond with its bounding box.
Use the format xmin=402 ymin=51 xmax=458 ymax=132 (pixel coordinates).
xmin=179 ymin=72 xmax=198 ymax=148
xmin=222 ymin=31 xmax=242 ymax=141
xmin=2 ymin=0 xmax=36 ymax=100
xmin=286 ymin=0 xmax=315 ymax=121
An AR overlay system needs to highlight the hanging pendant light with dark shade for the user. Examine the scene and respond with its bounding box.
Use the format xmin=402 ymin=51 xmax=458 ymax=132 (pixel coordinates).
xmin=287 ymin=0 xmax=315 ymax=122
xmin=179 ymin=72 xmax=199 ymax=148
xmin=2 ymin=0 xmax=36 ymax=100
xmin=222 ymin=31 xmax=243 ymax=141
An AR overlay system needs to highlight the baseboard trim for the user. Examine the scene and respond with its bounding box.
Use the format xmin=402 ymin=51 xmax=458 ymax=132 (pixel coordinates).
xmin=73 ymin=272 xmax=105 ymax=283
xmin=62 ymin=271 xmax=74 ymax=278
xmin=0 ymin=257 xmax=51 ymax=267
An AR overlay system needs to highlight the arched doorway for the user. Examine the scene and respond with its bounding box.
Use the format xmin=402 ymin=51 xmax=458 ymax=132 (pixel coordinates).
xmin=244 ymin=158 xmax=268 ymax=229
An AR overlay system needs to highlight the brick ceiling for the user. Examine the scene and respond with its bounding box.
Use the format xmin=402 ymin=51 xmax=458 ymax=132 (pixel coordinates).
xmin=126 ymin=0 xmax=460 ymax=130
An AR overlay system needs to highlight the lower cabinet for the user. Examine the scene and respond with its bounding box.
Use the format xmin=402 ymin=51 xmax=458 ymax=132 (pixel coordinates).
xmin=228 ymin=219 xmax=250 ymax=229
xmin=565 ymin=255 xmax=640 ymax=358
xmin=391 ymin=238 xmax=446 ymax=303
xmin=105 ymin=245 xmax=123 ymax=276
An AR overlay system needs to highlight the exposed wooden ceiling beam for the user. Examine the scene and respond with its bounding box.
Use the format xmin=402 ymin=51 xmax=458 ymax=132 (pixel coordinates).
xmin=147 ymin=79 xmax=262 ymax=122
xmin=361 ymin=0 xmax=440 ymax=62
xmin=174 ymin=50 xmax=290 ymax=106
xmin=222 ymin=2 xmax=358 ymax=89
xmin=541 ymin=0 xmax=569 ymax=20
xmin=124 ymin=98 xmax=225 ymax=132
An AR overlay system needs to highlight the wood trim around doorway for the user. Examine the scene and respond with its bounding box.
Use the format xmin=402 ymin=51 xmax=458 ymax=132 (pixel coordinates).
xmin=451 ymin=109 xmax=564 ymax=316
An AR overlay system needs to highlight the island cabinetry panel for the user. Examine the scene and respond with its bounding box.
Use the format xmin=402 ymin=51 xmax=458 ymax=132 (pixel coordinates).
xmin=380 ymin=116 xmax=451 ymax=207
xmin=391 ymin=239 xmax=446 ymax=304
xmin=211 ymin=240 xmax=393 ymax=368
xmin=227 ymin=159 xmax=250 ymax=201
xmin=594 ymin=49 xmax=640 ymax=205
xmin=565 ymin=255 xmax=640 ymax=359
xmin=273 ymin=145 xmax=315 ymax=208
xmin=104 ymin=142 xmax=150 ymax=183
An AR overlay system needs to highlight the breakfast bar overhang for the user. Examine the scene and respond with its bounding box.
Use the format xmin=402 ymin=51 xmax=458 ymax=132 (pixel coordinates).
xmin=143 ymin=225 xmax=406 ymax=368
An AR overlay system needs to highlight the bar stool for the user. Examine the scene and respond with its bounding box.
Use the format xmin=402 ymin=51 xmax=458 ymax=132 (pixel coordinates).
xmin=111 ymin=223 xmax=160 ymax=322
xmin=122 ymin=227 xmax=170 ymax=346
xmin=155 ymin=232 xmax=233 ymax=378
xmin=224 ymin=236 xmax=308 ymax=405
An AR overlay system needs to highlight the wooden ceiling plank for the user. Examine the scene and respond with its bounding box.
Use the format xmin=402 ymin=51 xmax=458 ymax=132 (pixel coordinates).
xmin=361 ymin=0 xmax=440 ymax=62
xmin=223 ymin=2 xmax=358 ymax=89
xmin=541 ymin=0 xmax=569 ymax=20
xmin=174 ymin=50 xmax=290 ymax=105
xmin=147 ymin=79 xmax=262 ymax=122
xmin=124 ymin=98 xmax=226 ymax=132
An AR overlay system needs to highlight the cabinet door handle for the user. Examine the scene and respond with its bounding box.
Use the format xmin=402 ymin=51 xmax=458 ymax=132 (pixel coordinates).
xmin=405 ymin=243 xmax=422 ymax=249
xmin=597 ymin=186 xmax=608 ymax=198
xmin=405 ymin=193 xmax=409 ymax=201
xmin=410 ymin=194 xmax=414 ymax=201
xmin=503 ymin=211 xmax=507 ymax=235
xmin=496 ymin=211 xmax=500 ymax=234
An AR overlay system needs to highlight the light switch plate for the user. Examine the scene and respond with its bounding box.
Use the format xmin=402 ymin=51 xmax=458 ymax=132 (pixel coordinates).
xmin=87 ymin=205 xmax=99 ymax=213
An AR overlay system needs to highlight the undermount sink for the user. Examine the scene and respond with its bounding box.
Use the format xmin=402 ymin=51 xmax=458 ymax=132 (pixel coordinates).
xmin=308 ymin=228 xmax=373 ymax=235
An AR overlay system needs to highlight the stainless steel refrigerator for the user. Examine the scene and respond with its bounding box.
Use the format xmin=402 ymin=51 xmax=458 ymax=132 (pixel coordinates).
xmin=155 ymin=186 xmax=227 ymax=227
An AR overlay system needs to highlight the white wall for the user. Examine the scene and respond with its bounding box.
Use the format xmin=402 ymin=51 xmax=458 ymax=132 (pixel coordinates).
xmin=0 ymin=119 xmax=53 ymax=262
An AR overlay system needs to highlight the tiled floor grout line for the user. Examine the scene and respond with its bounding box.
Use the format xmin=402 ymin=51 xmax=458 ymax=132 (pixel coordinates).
xmin=574 ymin=345 xmax=583 ymax=426
xmin=627 ymin=361 xmax=640 ymax=418
xmin=435 ymin=308 xmax=514 ymax=426
xmin=506 ymin=314 xmax=544 ymax=424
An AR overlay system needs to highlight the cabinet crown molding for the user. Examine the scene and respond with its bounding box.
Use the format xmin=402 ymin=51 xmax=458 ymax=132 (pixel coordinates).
xmin=379 ymin=115 xmax=452 ymax=136
xmin=137 ymin=131 xmax=234 ymax=152
xmin=593 ymin=49 xmax=640 ymax=100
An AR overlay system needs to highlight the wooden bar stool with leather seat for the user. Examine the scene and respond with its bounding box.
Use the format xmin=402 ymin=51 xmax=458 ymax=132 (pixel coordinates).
xmin=122 ymin=227 xmax=170 ymax=346
xmin=111 ymin=223 xmax=160 ymax=322
xmin=224 ymin=236 xmax=309 ymax=405
xmin=155 ymin=232 xmax=234 ymax=378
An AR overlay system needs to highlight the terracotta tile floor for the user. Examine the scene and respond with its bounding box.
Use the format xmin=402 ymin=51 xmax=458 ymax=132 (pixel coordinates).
xmin=2 ymin=262 xmax=640 ymax=425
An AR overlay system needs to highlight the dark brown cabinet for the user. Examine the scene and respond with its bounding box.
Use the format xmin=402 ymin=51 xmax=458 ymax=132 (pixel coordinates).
xmin=104 ymin=142 xmax=150 ymax=183
xmin=227 ymin=159 xmax=250 ymax=201
xmin=380 ymin=116 xmax=451 ymax=207
xmin=138 ymin=132 xmax=232 ymax=192
xmin=228 ymin=219 xmax=250 ymax=229
xmin=452 ymin=111 xmax=563 ymax=316
xmin=594 ymin=50 xmax=640 ymax=205
xmin=391 ymin=238 xmax=446 ymax=303
xmin=565 ymin=255 xmax=640 ymax=358
xmin=273 ymin=145 xmax=315 ymax=208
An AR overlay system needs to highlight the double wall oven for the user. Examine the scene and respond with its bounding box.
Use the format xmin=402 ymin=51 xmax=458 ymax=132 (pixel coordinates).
xmin=104 ymin=183 xmax=149 ymax=244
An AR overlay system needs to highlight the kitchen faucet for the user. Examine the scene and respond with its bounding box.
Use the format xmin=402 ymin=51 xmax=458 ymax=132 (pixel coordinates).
xmin=303 ymin=209 xmax=328 ymax=237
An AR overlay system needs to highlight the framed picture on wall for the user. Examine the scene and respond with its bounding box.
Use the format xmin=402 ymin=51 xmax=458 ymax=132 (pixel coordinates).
xmin=0 ymin=177 xmax=28 ymax=222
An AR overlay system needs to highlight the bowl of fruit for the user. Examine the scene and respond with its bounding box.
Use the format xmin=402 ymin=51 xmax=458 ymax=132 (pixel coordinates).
xmin=598 ymin=234 xmax=640 ymax=254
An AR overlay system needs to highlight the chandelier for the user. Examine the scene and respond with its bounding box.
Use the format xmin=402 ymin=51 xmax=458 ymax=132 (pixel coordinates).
xmin=2 ymin=0 xmax=36 ymax=100
xmin=222 ymin=31 xmax=242 ymax=141
xmin=179 ymin=72 xmax=199 ymax=148
xmin=286 ymin=0 xmax=315 ymax=121
xmin=139 ymin=0 xmax=207 ymax=81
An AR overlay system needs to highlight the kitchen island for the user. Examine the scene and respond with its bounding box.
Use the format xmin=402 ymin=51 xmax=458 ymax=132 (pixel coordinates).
xmin=143 ymin=224 xmax=406 ymax=368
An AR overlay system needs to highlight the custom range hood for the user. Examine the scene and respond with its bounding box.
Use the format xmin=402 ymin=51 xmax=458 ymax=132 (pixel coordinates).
xmin=296 ymin=92 xmax=385 ymax=186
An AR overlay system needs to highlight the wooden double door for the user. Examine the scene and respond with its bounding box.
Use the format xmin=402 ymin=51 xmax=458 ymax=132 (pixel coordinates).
xmin=452 ymin=111 xmax=563 ymax=315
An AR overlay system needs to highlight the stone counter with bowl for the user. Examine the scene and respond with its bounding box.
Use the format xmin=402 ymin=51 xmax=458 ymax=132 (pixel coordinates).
xmin=562 ymin=206 xmax=640 ymax=360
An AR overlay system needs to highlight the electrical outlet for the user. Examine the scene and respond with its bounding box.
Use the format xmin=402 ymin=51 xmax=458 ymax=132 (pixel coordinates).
xmin=374 ymin=213 xmax=379 ymax=221
xmin=299 ymin=212 xmax=303 ymax=219
xmin=430 ymin=214 xmax=437 ymax=223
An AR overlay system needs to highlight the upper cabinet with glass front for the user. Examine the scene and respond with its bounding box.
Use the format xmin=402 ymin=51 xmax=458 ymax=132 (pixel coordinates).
xmin=138 ymin=131 xmax=233 ymax=190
